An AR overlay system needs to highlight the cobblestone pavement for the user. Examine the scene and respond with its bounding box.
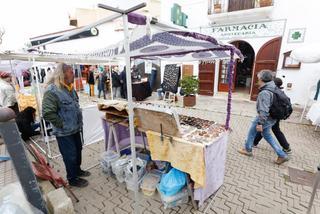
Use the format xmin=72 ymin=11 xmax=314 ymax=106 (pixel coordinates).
xmin=48 ymin=95 xmax=320 ymax=214
xmin=2 ymin=94 xmax=320 ymax=213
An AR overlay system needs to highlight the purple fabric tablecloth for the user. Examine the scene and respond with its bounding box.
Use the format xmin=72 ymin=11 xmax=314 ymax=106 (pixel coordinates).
xmin=194 ymin=132 xmax=228 ymax=207
xmin=102 ymin=118 xmax=147 ymax=151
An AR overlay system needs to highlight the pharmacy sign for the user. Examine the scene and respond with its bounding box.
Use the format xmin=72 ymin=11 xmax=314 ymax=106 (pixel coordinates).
xmin=202 ymin=20 xmax=286 ymax=40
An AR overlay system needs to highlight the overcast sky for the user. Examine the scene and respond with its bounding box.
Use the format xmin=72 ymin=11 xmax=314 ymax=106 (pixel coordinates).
xmin=0 ymin=0 xmax=205 ymax=51
xmin=0 ymin=0 xmax=148 ymax=51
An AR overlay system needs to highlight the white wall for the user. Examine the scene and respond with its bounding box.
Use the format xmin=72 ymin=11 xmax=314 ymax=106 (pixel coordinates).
xmin=272 ymin=0 xmax=320 ymax=105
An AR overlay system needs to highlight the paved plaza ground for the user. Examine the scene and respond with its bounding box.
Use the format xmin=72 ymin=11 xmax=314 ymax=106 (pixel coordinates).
xmin=1 ymin=94 xmax=320 ymax=213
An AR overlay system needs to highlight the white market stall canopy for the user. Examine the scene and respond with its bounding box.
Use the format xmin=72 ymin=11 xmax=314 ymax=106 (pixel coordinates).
xmin=86 ymin=28 xmax=243 ymax=62
xmin=0 ymin=52 xmax=118 ymax=64
xmin=290 ymin=43 xmax=320 ymax=63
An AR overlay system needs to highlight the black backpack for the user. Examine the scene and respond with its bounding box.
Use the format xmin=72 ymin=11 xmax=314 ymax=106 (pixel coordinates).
xmin=265 ymin=88 xmax=293 ymax=120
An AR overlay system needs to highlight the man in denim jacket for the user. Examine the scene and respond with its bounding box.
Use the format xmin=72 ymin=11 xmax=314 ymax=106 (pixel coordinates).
xmin=238 ymin=70 xmax=289 ymax=165
xmin=42 ymin=63 xmax=90 ymax=187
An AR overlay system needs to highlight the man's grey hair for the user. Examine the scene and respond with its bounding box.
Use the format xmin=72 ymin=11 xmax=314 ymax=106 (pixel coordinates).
xmin=45 ymin=63 xmax=71 ymax=88
xmin=257 ymin=69 xmax=274 ymax=83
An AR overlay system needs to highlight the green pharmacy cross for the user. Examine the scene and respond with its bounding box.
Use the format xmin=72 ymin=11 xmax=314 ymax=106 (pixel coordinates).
xmin=291 ymin=31 xmax=302 ymax=40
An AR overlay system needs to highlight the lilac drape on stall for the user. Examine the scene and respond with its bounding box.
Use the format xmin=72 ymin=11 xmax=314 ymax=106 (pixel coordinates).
xmin=102 ymin=118 xmax=146 ymax=151
xmin=225 ymin=49 xmax=235 ymax=130
xmin=194 ymin=132 xmax=229 ymax=207
xmin=128 ymin=13 xmax=147 ymax=25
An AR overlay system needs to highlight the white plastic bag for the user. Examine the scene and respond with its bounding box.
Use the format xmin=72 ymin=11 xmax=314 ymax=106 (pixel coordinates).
xmin=0 ymin=183 xmax=43 ymax=214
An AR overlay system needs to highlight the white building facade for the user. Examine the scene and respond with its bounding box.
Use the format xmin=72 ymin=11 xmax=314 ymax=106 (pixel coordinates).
xmin=188 ymin=0 xmax=320 ymax=105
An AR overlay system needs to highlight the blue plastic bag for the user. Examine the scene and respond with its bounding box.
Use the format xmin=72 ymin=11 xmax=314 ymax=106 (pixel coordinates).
xmin=159 ymin=168 xmax=186 ymax=196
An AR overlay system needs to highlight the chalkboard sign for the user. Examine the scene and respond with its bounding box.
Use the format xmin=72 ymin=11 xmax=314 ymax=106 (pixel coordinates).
xmin=162 ymin=64 xmax=181 ymax=93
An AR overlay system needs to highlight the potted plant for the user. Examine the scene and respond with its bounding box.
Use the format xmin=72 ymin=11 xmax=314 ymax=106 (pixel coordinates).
xmin=180 ymin=76 xmax=199 ymax=107
xmin=214 ymin=0 xmax=222 ymax=13
xmin=257 ymin=0 xmax=273 ymax=7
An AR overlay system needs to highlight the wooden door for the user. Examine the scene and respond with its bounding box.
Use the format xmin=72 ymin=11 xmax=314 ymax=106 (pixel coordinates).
xmin=250 ymin=37 xmax=282 ymax=101
xmin=198 ymin=63 xmax=215 ymax=96
xmin=218 ymin=60 xmax=236 ymax=92
xmin=182 ymin=65 xmax=194 ymax=78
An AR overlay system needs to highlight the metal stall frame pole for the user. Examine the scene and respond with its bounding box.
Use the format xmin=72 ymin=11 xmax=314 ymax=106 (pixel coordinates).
xmin=31 ymin=57 xmax=53 ymax=161
xmin=9 ymin=59 xmax=21 ymax=110
xmin=97 ymin=2 xmax=147 ymax=212
xmin=123 ymin=14 xmax=140 ymax=213
xmin=9 ymin=59 xmax=18 ymax=87
xmin=307 ymin=165 xmax=320 ymax=214
xmin=0 ymin=108 xmax=49 ymax=213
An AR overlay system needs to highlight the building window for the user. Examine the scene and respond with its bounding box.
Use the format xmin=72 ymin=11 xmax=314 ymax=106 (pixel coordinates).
xmin=228 ymin=0 xmax=255 ymax=12
xmin=282 ymin=51 xmax=301 ymax=69
xmin=220 ymin=60 xmax=229 ymax=84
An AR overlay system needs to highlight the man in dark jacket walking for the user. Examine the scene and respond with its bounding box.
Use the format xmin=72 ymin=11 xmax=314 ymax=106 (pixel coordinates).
xmin=97 ymin=72 xmax=107 ymax=99
xmin=119 ymin=67 xmax=127 ymax=99
xmin=238 ymin=70 xmax=289 ymax=165
xmin=253 ymin=77 xmax=292 ymax=154
xmin=42 ymin=63 xmax=90 ymax=187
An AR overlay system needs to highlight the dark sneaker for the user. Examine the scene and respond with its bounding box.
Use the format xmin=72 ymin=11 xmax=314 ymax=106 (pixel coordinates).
xmin=238 ymin=148 xmax=253 ymax=157
xmin=283 ymin=148 xmax=292 ymax=154
xmin=274 ymin=156 xmax=289 ymax=165
xmin=78 ymin=170 xmax=91 ymax=177
xmin=69 ymin=178 xmax=89 ymax=188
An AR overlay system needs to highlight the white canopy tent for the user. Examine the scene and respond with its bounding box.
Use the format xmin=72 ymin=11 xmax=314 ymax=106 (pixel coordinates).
xmin=0 ymin=51 xmax=119 ymax=161
xmin=290 ymin=44 xmax=320 ymax=125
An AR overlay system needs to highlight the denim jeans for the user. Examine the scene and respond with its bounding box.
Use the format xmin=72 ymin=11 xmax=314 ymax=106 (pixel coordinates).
xmin=56 ymin=132 xmax=83 ymax=181
xmin=253 ymin=120 xmax=290 ymax=150
xmin=98 ymin=89 xmax=106 ymax=99
xmin=112 ymin=87 xmax=121 ymax=99
xmin=245 ymin=116 xmax=287 ymax=158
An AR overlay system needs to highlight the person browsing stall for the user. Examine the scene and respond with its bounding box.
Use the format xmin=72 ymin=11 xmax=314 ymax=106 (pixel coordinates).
xmin=42 ymin=63 xmax=90 ymax=188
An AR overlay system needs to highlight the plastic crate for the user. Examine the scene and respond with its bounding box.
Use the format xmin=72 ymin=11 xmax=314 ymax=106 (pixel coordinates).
xmin=111 ymin=156 xmax=130 ymax=183
xmin=100 ymin=151 xmax=120 ymax=175
xmin=157 ymin=186 xmax=189 ymax=209
xmin=125 ymin=158 xmax=147 ymax=180
xmin=125 ymin=176 xmax=143 ymax=192
xmin=140 ymin=172 xmax=161 ymax=196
